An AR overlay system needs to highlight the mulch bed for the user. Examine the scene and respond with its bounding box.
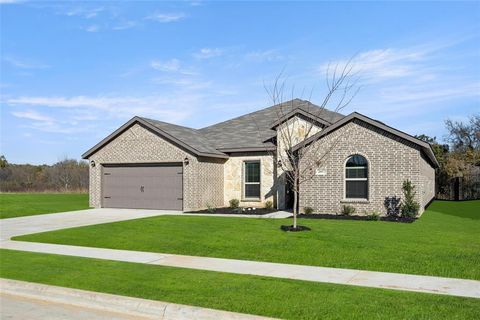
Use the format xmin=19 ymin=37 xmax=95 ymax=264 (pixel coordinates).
xmin=186 ymin=207 xmax=277 ymax=215
xmin=294 ymin=214 xmax=416 ymax=223
xmin=280 ymin=225 xmax=311 ymax=232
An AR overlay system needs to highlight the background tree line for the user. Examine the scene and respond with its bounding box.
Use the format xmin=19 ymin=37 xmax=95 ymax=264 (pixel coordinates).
xmin=416 ymin=113 xmax=480 ymax=200
xmin=0 ymin=156 xmax=89 ymax=193
xmin=0 ymin=114 xmax=478 ymax=197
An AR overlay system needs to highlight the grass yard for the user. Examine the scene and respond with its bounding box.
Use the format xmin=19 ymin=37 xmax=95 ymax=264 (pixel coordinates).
xmin=0 ymin=193 xmax=89 ymax=219
xmin=14 ymin=200 xmax=480 ymax=280
xmin=1 ymin=249 xmax=478 ymax=320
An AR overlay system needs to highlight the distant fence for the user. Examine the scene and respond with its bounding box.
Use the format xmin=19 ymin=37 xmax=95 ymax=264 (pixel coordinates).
xmin=436 ymin=173 xmax=480 ymax=201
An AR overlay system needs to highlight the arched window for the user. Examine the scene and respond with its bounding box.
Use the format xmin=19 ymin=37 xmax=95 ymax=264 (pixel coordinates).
xmin=345 ymin=155 xmax=368 ymax=199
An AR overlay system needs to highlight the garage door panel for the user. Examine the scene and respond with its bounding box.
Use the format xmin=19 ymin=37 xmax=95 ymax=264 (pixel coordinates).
xmin=102 ymin=165 xmax=183 ymax=210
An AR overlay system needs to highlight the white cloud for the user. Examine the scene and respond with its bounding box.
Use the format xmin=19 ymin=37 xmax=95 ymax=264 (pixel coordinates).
xmin=3 ymin=56 xmax=50 ymax=69
xmin=193 ymin=48 xmax=224 ymax=59
xmin=189 ymin=1 xmax=203 ymax=6
xmin=378 ymin=81 xmax=480 ymax=105
xmin=317 ymin=41 xmax=480 ymax=122
xmin=246 ymin=49 xmax=284 ymax=62
xmin=307 ymin=39 xmax=480 ymax=140
xmin=11 ymin=110 xmax=54 ymax=122
xmin=150 ymin=59 xmax=197 ymax=76
xmin=0 ymin=0 xmax=23 ymax=4
xmin=146 ymin=12 xmax=186 ymax=23
xmin=318 ymin=42 xmax=465 ymax=83
xmin=150 ymin=59 xmax=181 ymax=72
xmin=6 ymin=95 xmax=194 ymax=125
xmin=84 ymin=25 xmax=100 ymax=32
xmin=112 ymin=21 xmax=137 ymax=31
xmin=64 ymin=6 xmax=104 ymax=19
xmin=319 ymin=48 xmax=426 ymax=81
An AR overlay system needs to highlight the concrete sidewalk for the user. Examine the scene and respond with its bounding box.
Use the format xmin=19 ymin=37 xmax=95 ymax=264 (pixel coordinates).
xmin=2 ymin=240 xmax=479 ymax=299
xmin=0 ymin=208 xmax=290 ymax=240
xmin=0 ymin=278 xmax=274 ymax=320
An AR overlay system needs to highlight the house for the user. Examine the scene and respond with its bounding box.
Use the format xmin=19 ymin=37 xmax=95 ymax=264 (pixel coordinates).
xmin=82 ymin=99 xmax=438 ymax=215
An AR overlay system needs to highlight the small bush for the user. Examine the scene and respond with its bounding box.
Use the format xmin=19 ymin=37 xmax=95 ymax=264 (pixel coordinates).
xmin=366 ymin=211 xmax=381 ymax=221
xmin=304 ymin=206 xmax=314 ymax=214
xmin=206 ymin=203 xmax=216 ymax=213
xmin=229 ymin=199 xmax=240 ymax=209
xmin=264 ymin=200 xmax=273 ymax=209
xmin=400 ymin=180 xmax=420 ymax=218
xmin=341 ymin=205 xmax=356 ymax=216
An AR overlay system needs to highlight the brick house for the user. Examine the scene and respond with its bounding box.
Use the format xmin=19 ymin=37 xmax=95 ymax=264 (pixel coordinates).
xmin=83 ymin=99 xmax=438 ymax=215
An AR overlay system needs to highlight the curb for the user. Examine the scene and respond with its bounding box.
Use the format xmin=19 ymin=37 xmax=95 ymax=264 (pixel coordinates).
xmin=0 ymin=278 xmax=276 ymax=320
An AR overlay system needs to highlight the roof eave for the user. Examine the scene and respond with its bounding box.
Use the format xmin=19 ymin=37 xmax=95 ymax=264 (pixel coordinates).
xmin=218 ymin=146 xmax=276 ymax=153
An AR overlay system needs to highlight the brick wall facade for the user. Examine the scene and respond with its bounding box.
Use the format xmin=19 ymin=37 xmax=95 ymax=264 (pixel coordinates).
xmin=87 ymin=118 xmax=435 ymax=215
xmin=88 ymin=123 xmax=224 ymax=211
xmin=419 ymin=152 xmax=436 ymax=209
xmin=299 ymin=119 xmax=435 ymax=215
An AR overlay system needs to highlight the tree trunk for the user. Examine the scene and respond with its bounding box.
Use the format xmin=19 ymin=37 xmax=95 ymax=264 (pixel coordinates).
xmin=293 ymin=180 xmax=298 ymax=229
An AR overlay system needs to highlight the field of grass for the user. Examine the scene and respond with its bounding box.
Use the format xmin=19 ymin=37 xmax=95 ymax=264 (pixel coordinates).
xmin=1 ymin=249 xmax=478 ymax=320
xmin=0 ymin=193 xmax=89 ymax=219
xmin=14 ymin=200 xmax=480 ymax=280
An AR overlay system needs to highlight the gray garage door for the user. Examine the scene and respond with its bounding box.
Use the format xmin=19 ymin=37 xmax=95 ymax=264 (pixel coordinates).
xmin=102 ymin=164 xmax=183 ymax=210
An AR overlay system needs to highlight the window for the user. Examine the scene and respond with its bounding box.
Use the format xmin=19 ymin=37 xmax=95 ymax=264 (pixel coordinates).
xmin=345 ymin=155 xmax=368 ymax=199
xmin=244 ymin=161 xmax=261 ymax=199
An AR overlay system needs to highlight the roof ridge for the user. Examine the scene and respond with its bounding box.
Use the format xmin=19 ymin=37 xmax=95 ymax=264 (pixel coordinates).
xmin=139 ymin=117 xmax=199 ymax=132
xmin=198 ymin=98 xmax=309 ymax=131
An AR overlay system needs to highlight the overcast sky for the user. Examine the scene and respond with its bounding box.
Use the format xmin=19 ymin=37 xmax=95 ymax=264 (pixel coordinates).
xmin=1 ymin=1 xmax=479 ymax=164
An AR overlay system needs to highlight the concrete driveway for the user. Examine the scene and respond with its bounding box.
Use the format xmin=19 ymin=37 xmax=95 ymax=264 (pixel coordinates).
xmin=0 ymin=208 xmax=175 ymax=241
xmin=0 ymin=208 xmax=290 ymax=241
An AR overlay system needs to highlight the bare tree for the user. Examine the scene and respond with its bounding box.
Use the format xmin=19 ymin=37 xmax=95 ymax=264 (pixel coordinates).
xmin=0 ymin=156 xmax=89 ymax=193
xmin=256 ymin=60 xmax=359 ymax=229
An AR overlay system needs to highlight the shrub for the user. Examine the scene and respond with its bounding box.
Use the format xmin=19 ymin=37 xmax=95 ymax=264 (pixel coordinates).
xmin=264 ymin=200 xmax=273 ymax=209
xmin=304 ymin=206 xmax=314 ymax=214
xmin=400 ymin=180 xmax=420 ymax=218
xmin=366 ymin=211 xmax=381 ymax=221
xmin=229 ymin=199 xmax=240 ymax=209
xmin=341 ymin=205 xmax=356 ymax=216
xmin=206 ymin=203 xmax=216 ymax=213
xmin=384 ymin=196 xmax=401 ymax=216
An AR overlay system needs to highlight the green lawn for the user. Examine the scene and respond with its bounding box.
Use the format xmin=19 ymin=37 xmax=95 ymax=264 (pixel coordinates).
xmin=0 ymin=193 xmax=89 ymax=219
xmin=14 ymin=200 xmax=480 ymax=280
xmin=1 ymin=249 xmax=478 ymax=320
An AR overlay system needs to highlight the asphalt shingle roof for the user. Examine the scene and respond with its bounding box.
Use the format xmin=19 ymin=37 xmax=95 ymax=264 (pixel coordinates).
xmin=140 ymin=117 xmax=227 ymax=156
xmin=198 ymin=99 xmax=345 ymax=150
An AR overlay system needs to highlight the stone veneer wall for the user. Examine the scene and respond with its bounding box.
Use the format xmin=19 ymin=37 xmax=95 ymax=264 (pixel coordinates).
xmin=276 ymin=116 xmax=322 ymax=209
xmin=223 ymin=152 xmax=275 ymax=207
xmin=88 ymin=123 xmax=224 ymax=211
xmin=299 ymin=119 xmax=435 ymax=215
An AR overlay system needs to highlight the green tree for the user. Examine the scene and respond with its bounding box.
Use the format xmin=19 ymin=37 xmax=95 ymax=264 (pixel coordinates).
xmin=0 ymin=155 xmax=8 ymax=168
xmin=400 ymin=180 xmax=420 ymax=218
xmin=415 ymin=135 xmax=449 ymax=168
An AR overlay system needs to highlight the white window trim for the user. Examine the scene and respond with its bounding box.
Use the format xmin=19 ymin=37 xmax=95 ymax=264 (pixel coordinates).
xmin=242 ymin=160 xmax=261 ymax=201
xmin=344 ymin=155 xmax=369 ymax=200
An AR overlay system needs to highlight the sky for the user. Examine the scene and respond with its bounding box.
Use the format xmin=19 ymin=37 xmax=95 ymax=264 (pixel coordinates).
xmin=1 ymin=1 xmax=479 ymax=165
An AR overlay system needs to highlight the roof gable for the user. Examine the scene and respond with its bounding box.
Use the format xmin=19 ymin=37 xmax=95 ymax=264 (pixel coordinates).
xmin=82 ymin=117 xmax=227 ymax=159
xmin=270 ymin=108 xmax=331 ymax=129
xmin=292 ymin=112 xmax=439 ymax=168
